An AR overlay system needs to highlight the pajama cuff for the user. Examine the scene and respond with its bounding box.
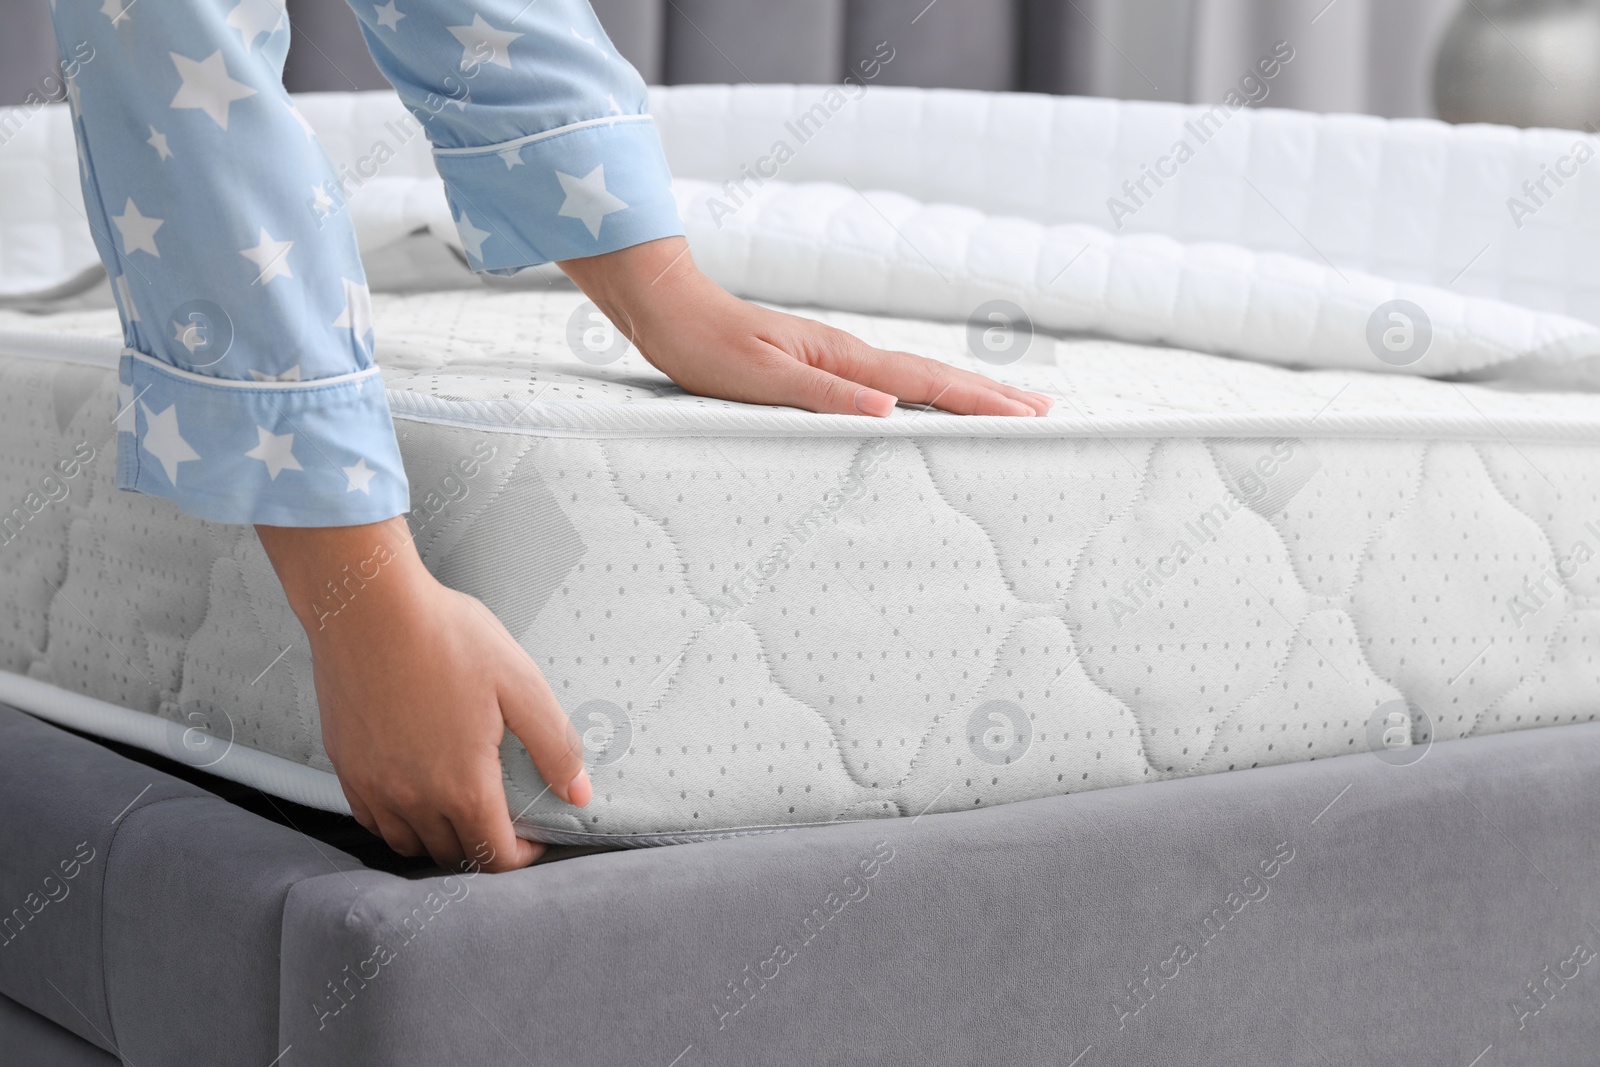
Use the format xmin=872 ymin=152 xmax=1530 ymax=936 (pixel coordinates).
xmin=431 ymin=115 xmax=685 ymax=272
xmin=117 ymin=353 xmax=411 ymax=528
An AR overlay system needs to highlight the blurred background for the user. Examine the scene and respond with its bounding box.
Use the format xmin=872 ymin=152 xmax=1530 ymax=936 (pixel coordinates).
xmin=3 ymin=0 xmax=1599 ymax=129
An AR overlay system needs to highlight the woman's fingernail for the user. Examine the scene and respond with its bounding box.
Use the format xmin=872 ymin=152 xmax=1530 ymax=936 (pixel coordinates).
xmin=854 ymin=388 xmax=897 ymax=417
xmin=567 ymin=768 xmax=593 ymax=807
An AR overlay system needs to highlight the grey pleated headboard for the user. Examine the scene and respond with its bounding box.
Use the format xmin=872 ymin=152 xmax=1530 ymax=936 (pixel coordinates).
xmin=1 ymin=2 xmax=1458 ymax=120
xmin=278 ymin=0 xmax=1056 ymax=95
xmin=0 ymin=0 xmax=1048 ymax=112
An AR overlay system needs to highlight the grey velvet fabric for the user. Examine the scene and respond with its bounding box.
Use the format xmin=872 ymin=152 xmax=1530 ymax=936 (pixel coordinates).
xmin=0 ymin=706 xmax=365 ymax=1065
xmin=8 ymin=702 xmax=1600 ymax=1066
xmin=0 ymin=706 xmax=205 ymax=1055
xmin=279 ymin=721 xmax=1600 ymax=1066
xmin=0 ymin=995 xmax=119 ymax=1067
xmin=101 ymin=796 xmax=367 ymax=1067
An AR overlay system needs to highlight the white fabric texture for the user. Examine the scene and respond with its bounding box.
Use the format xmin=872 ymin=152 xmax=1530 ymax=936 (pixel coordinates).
xmin=2 ymin=86 xmax=1599 ymax=843
xmin=4 ymin=285 xmax=1600 ymax=843
xmin=8 ymin=87 xmax=1600 ymax=328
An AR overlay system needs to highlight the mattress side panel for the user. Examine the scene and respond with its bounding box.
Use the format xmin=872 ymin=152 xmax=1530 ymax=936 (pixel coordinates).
xmin=9 ymin=351 xmax=1600 ymax=842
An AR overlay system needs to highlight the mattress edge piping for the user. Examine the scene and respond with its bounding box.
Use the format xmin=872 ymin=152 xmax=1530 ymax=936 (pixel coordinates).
xmin=6 ymin=328 xmax=1600 ymax=444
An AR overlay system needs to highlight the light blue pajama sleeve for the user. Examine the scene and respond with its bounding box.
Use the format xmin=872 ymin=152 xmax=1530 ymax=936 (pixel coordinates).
xmin=48 ymin=0 xmax=683 ymax=527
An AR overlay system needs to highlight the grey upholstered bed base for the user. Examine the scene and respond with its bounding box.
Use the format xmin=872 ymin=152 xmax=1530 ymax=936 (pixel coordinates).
xmin=4 ymin=703 xmax=1599 ymax=1067
xmin=0 ymin=993 xmax=115 ymax=1067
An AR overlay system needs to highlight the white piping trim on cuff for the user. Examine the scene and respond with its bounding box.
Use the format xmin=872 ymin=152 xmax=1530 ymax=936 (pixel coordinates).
xmin=431 ymin=113 xmax=655 ymax=158
xmin=129 ymin=349 xmax=382 ymax=391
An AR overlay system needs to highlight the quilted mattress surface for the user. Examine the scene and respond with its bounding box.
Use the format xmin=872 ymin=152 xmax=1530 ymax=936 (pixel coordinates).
xmin=3 ymin=87 xmax=1600 ymax=844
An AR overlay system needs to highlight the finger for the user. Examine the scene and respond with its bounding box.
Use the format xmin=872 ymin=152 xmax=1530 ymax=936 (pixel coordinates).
xmin=369 ymin=804 xmax=427 ymax=858
xmin=946 ymin=368 xmax=1054 ymax=414
xmin=497 ymin=664 xmax=591 ymax=808
xmin=814 ymin=340 xmax=1039 ymax=417
xmin=410 ymin=811 xmax=469 ymax=873
xmin=940 ymin=365 xmax=1054 ymax=414
xmin=765 ymin=355 xmax=900 ymax=417
xmin=447 ymin=779 xmax=543 ymax=874
xmin=882 ymin=357 xmax=1038 ymax=416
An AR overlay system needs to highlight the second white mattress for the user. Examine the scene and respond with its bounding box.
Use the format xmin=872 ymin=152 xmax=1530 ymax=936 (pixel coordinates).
xmin=4 ymin=286 xmax=1599 ymax=844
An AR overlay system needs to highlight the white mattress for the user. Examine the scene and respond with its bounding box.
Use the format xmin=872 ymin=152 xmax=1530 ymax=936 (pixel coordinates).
xmin=3 ymin=87 xmax=1600 ymax=845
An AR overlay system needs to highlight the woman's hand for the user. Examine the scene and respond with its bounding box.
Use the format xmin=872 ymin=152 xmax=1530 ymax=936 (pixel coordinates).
xmin=558 ymin=237 xmax=1053 ymax=418
xmin=254 ymin=239 xmax=1043 ymax=874
xmin=257 ymin=518 xmax=589 ymax=873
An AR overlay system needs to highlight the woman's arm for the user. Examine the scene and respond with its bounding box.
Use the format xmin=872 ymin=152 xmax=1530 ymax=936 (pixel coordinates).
xmin=46 ymin=0 xmax=408 ymax=527
xmin=57 ymin=0 xmax=1048 ymax=873
xmin=257 ymin=238 xmax=1050 ymax=873
xmin=558 ymin=237 xmax=1054 ymax=418
xmin=257 ymin=518 xmax=587 ymax=872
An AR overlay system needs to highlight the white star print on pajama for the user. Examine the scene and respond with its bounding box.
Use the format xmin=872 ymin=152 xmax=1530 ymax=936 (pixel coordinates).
xmin=139 ymin=402 xmax=200 ymax=484
xmin=448 ymin=15 xmax=522 ymax=70
xmin=239 ymin=229 xmax=295 ymax=284
xmin=47 ymin=0 xmax=683 ymax=527
xmin=374 ymin=3 xmax=406 ymax=32
xmin=225 ymin=0 xmax=287 ymax=47
xmin=557 ymin=164 xmax=628 ymax=238
xmin=169 ymin=51 xmax=257 ymax=128
xmin=244 ymin=426 xmax=303 ymax=479
xmin=146 ymin=126 xmax=173 ymax=160
xmin=112 ymin=199 xmax=164 ymax=257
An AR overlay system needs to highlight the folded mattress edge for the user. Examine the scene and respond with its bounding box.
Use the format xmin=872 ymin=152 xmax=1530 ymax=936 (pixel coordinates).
xmin=0 ymin=671 xmax=859 ymax=849
xmin=0 ymin=670 xmax=348 ymax=814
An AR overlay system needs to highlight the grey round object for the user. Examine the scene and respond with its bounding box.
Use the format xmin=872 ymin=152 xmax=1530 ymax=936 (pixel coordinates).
xmin=966 ymin=699 xmax=1032 ymax=766
xmin=167 ymin=299 xmax=234 ymax=370
xmin=965 ymin=299 xmax=1034 ymax=366
xmin=1433 ymin=0 xmax=1600 ymax=129
xmin=163 ymin=698 xmax=235 ymax=769
xmin=1365 ymin=699 xmax=1433 ymax=767
xmin=565 ymin=301 xmax=631 ymax=366
xmin=1365 ymin=299 xmax=1433 ymax=367
xmin=571 ymin=698 xmax=632 ymax=768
